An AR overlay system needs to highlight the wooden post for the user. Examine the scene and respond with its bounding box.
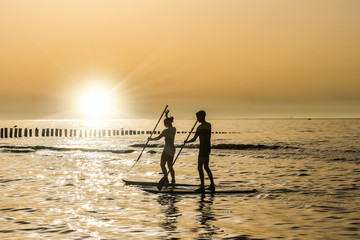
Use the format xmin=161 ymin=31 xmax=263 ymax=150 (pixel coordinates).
xmin=121 ymin=129 xmax=124 ymax=135
xmin=14 ymin=128 xmax=18 ymax=138
xmin=24 ymin=128 xmax=28 ymax=137
xmin=9 ymin=128 xmax=13 ymax=138
xmin=79 ymin=129 xmax=83 ymax=138
xmin=18 ymin=128 xmax=22 ymax=138
xmin=64 ymin=129 xmax=67 ymax=137
xmin=59 ymin=129 xmax=62 ymax=137
xmin=55 ymin=129 xmax=59 ymax=137
xmin=29 ymin=129 xmax=33 ymax=137
xmin=125 ymin=130 xmax=128 ymax=135
xmin=35 ymin=128 xmax=39 ymax=137
xmin=1 ymin=128 xmax=3 ymax=138
xmin=5 ymin=128 xmax=8 ymax=138
xmin=74 ymin=129 xmax=77 ymax=137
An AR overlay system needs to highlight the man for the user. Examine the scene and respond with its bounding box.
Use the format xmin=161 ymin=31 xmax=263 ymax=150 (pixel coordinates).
xmin=185 ymin=110 xmax=215 ymax=192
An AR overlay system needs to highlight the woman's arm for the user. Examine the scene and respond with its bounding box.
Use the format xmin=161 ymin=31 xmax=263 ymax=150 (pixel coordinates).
xmin=148 ymin=132 xmax=164 ymax=141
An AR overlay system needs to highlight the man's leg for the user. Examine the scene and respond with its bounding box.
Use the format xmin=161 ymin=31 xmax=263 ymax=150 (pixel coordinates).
xmin=203 ymin=157 xmax=215 ymax=191
xmin=196 ymin=157 xmax=205 ymax=192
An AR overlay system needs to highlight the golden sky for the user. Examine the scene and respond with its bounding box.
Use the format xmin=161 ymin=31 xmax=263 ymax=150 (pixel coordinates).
xmin=0 ymin=0 xmax=359 ymax=119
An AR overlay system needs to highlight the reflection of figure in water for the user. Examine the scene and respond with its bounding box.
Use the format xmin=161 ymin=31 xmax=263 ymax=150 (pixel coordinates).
xmin=157 ymin=195 xmax=180 ymax=234
xmin=197 ymin=195 xmax=218 ymax=238
xmin=185 ymin=110 xmax=215 ymax=192
xmin=148 ymin=110 xmax=176 ymax=185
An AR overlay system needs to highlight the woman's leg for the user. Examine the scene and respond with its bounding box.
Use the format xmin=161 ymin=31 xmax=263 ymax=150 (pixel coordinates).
xmin=166 ymin=155 xmax=175 ymax=183
xmin=160 ymin=154 xmax=168 ymax=183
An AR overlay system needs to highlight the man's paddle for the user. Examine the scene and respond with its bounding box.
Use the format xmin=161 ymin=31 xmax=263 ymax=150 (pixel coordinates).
xmin=128 ymin=105 xmax=168 ymax=172
xmin=157 ymin=120 xmax=198 ymax=191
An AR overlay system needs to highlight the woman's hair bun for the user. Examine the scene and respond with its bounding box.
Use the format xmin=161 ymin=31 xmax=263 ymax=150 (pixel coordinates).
xmin=164 ymin=111 xmax=174 ymax=124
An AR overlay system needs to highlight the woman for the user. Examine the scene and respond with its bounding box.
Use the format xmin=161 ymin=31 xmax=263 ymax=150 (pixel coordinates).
xmin=148 ymin=110 xmax=176 ymax=186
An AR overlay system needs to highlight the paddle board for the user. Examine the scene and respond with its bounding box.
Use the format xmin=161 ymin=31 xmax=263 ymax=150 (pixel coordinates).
xmin=122 ymin=179 xmax=198 ymax=187
xmin=142 ymin=188 xmax=257 ymax=195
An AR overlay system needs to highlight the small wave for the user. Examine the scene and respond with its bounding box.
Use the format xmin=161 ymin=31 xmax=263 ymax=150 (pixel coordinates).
xmin=130 ymin=144 xmax=162 ymax=148
xmin=331 ymin=157 xmax=360 ymax=164
xmin=130 ymin=143 xmax=296 ymax=150
xmin=345 ymin=150 xmax=360 ymax=153
xmin=0 ymin=178 xmax=22 ymax=184
xmin=0 ymin=145 xmax=134 ymax=154
xmin=2 ymin=148 xmax=35 ymax=153
xmin=213 ymin=144 xmax=279 ymax=150
xmin=269 ymin=188 xmax=299 ymax=193
xmin=1 ymin=143 xmax=296 ymax=155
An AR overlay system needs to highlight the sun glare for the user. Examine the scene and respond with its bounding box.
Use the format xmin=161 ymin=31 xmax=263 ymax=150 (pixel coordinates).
xmin=78 ymin=86 xmax=114 ymax=118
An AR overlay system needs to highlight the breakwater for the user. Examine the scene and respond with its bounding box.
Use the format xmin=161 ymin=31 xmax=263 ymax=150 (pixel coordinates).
xmin=0 ymin=127 xmax=239 ymax=138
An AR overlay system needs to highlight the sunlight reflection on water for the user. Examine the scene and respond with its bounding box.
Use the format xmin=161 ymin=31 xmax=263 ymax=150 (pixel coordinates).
xmin=0 ymin=119 xmax=359 ymax=239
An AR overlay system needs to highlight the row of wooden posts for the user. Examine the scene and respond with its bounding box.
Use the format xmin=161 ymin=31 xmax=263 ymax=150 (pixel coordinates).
xmin=0 ymin=127 xmax=238 ymax=139
xmin=0 ymin=128 xmax=159 ymax=138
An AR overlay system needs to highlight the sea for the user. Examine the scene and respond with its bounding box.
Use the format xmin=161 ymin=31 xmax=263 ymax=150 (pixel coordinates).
xmin=0 ymin=118 xmax=359 ymax=240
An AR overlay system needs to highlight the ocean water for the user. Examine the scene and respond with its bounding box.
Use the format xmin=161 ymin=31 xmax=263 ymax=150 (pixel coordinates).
xmin=0 ymin=119 xmax=359 ymax=240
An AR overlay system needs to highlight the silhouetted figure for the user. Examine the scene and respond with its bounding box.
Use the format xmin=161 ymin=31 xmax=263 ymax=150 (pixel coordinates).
xmin=185 ymin=110 xmax=215 ymax=192
xmin=148 ymin=110 xmax=176 ymax=186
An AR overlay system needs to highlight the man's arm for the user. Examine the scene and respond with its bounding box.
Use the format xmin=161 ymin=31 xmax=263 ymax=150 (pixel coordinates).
xmin=185 ymin=132 xmax=198 ymax=143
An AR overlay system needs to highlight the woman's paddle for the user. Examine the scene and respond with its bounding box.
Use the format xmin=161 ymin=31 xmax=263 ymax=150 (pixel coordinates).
xmin=157 ymin=120 xmax=198 ymax=191
xmin=128 ymin=105 xmax=168 ymax=172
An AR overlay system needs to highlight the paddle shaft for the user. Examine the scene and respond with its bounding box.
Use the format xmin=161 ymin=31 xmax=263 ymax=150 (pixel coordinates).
xmin=158 ymin=120 xmax=198 ymax=190
xmin=128 ymin=105 xmax=168 ymax=172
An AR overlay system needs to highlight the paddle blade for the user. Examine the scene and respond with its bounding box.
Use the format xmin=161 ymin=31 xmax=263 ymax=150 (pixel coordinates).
xmin=157 ymin=176 xmax=167 ymax=191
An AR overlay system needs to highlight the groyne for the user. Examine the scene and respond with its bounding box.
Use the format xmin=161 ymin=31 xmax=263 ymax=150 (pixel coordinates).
xmin=0 ymin=127 xmax=239 ymax=139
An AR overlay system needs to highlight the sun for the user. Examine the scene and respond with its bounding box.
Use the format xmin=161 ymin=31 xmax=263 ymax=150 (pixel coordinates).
xmin=78 ymin=85 xmax=115 ymax=118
